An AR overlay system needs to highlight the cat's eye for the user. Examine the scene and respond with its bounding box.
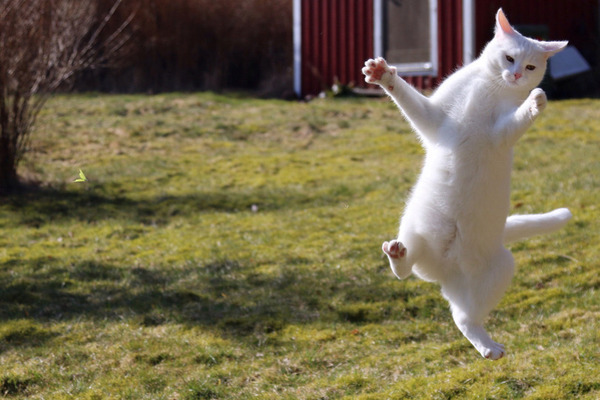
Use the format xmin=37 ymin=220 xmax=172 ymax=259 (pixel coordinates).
xmin=526 ymin=65 xmax=536 ymax=71
xmin=506 ymin=55 xmax=515 ymax=63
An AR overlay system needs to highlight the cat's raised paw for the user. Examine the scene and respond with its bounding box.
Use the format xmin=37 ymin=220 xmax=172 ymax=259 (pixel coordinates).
xmin=362 ymin=58 xmax=397 ymax=86
xmin=382 ymin=240 xmax=406 ymax=259
xmin=527 ymin=88 xmax=547 ymax=117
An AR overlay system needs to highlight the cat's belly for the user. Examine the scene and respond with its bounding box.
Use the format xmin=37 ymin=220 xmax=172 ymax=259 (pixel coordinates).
xmin=405 ymin=147 xmax=512 ymax=257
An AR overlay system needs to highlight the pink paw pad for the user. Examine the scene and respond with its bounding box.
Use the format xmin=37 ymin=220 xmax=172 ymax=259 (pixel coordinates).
xmin=369 ymin=61 xmax=388 ymax=81
xmin=363 ymin=58 xmax=392 ymax=83
xmin=369 ymin=63 xmax=387 ymax=81
xmin=382 ymin=240 xmax=406 ymax=259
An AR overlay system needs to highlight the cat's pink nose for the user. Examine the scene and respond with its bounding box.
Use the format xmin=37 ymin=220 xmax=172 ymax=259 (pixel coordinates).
xmin=514 ymin=72 xmax=522 ymax=80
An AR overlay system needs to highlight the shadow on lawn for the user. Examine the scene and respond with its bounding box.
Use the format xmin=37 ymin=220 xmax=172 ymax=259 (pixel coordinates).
xmin=0 ymin=186 xmax=442 ymax=350
xmin=5 ymin=184 xmax=356 ymax=225
xmin=0 ymin=255 xmax=435 ymax=343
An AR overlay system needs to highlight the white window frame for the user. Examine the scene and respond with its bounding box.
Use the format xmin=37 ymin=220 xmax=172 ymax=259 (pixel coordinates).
xmin=373 ymin=0 xmax=438 ymax=76
xmin=293 ymin=0 xmax=302 ymax=97
xmin=462 ymin=0 xmax=475 ymax=65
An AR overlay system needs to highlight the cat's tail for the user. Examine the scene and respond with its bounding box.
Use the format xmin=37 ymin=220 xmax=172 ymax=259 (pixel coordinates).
xmin=503 ymin=208 xmax=572 ymax=244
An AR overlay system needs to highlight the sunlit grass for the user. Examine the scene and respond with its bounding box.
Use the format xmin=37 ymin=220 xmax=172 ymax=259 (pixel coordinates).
xmin=0 ymin=93 xmax=597 ymax=399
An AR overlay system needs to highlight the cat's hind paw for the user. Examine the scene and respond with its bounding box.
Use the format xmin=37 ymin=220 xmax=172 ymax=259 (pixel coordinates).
xmin=483 ymin=341 xmax=505 ymax=360
xmin=383 ymin=240 xmax=411 ymax=279
xmin=382 ymin=240 xmax=406 ymax=259
xmin=362 ymin=58 xmax=397 ymax=88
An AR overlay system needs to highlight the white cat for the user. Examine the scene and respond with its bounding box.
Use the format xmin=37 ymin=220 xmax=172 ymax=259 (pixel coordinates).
xmin=362 ymin=9 xmax=571 ymax=360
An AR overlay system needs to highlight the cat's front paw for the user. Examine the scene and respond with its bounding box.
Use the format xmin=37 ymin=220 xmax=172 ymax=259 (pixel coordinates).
xmin=527 ymin=88 xmax=547 ymax=118
xmin=362 ymin=58 xmax=397 ymax=89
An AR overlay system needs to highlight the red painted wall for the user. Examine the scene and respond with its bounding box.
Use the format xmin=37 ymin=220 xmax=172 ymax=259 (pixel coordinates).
xmin=300 ymin=0 xmax=374 ymax=96
xmin=299 ymin=0 xmax=465 ymax=95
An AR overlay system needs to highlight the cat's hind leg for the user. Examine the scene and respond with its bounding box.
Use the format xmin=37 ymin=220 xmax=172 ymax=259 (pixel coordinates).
xmin=383 ymin=217 xmax=428 ymax=280
xmin=443 ymin=248 xmax=515 ymax=360
xmin=382 ymin=240 xmax=412 ymax=279
xmin=450 ymin=307 xmax=506 ymax=360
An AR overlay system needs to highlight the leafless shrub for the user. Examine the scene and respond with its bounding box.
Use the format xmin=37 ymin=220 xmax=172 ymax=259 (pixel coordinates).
xmin=0 ymin=0 xmax=130 ymax=192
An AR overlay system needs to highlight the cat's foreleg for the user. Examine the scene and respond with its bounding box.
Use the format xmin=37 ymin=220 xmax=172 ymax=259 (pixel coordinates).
xmin=521 ymin=87 xmax=547 ymax=118
xmin=494 ymin=88 xmax=547 ymax=146
xmin=362 ymin=58 xmax=442 ymax=135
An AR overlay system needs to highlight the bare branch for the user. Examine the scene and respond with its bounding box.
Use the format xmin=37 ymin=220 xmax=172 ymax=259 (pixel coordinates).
xmin=0 ymin=0 xmax=131 ymax=192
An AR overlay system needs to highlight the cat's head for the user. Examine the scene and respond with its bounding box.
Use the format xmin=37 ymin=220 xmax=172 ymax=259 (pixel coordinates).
xmin=485 ymin=9 xmax=567 ymax=91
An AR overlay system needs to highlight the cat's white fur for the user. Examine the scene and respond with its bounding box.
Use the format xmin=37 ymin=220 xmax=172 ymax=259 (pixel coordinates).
xmin=362 ymin=9 xmax=571 ymax=360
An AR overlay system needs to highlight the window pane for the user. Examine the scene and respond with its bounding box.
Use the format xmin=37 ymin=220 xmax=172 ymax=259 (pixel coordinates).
xmin=385 ymin=0 xmax=430 ymax=65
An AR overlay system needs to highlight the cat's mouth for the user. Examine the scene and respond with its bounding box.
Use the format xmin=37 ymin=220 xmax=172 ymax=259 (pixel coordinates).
xmin=501 ymin=71 xmax=523 ymax=87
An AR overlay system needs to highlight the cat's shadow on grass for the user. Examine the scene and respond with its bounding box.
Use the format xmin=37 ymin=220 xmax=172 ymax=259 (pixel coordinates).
xmin=0 ymin=187 xmax=443 ymax=352
xmin=0 ymin=256 xmax=407 ymax=343
xmin=0 ymin=256 xmax=307 ymax=335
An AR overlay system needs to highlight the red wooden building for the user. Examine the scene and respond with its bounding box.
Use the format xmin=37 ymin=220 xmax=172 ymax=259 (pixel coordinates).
xmin=293 ymin=0 xmax=599 ymax=97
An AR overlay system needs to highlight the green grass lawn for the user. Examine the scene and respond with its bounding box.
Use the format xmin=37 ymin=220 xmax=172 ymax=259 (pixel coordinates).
xmin=0 ymin=92 xmax=598 ymax=399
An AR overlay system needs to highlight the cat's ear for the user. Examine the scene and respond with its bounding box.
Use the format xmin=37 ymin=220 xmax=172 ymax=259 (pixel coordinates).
xmin=539 ymin=40 xmax=569 ymax=58
xmin=495 ymin=8 xmax=516 ymax=38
